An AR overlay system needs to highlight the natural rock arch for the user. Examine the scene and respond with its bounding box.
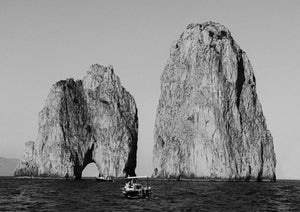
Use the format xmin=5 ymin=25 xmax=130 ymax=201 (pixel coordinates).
xmin=82 ymin=162 xmax=98 ymax=178
xmin=73 ymin=145 xmax=95 ymax=180
xmin=15 ymin=64 xmax=138 ymax=179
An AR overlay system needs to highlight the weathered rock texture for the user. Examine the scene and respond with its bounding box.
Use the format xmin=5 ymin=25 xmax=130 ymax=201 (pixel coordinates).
xmin=153 ymin=22 xmax=276 ymax=181
xmin=15 ymin=65 xmax=138 ymax=179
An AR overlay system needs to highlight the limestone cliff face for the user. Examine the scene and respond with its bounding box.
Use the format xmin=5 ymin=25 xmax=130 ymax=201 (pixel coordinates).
xmin=153 ymin=22 xmax=276 ymax=181
xmin=15 ymin=65 xmax=138 ymax=179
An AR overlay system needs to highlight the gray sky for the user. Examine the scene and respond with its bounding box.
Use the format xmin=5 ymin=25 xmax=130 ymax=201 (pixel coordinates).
xmin=0 ymin=0 xmax=299 ymax=179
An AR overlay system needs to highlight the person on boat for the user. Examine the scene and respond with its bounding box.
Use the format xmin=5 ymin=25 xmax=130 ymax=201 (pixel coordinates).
xmin=129 ymin=179 xmax=133 ymax=187
xmin=125 ymin=179 xmax=133 ymax=188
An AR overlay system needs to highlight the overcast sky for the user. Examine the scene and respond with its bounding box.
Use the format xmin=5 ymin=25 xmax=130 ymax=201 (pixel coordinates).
xmin=0 ymin=0 xmax=299 ymax=179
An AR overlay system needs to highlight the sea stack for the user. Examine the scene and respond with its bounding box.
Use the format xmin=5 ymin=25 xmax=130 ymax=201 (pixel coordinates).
xmin=15 ymin=65 xmax=138 ymax=179
xmin=153 ymin=22 xmax=276 ymax=181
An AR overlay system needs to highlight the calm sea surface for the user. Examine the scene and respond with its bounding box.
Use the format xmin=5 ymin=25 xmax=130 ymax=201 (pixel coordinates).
xmin=0 ymin=177 xmax=299 ymax=211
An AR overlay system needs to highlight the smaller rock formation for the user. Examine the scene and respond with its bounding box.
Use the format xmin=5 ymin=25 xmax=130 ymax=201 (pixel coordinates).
xmin=15 ymin=64 xmax=138 ymax=179
xmin=14 ymin=141 xmax=38 ymax=176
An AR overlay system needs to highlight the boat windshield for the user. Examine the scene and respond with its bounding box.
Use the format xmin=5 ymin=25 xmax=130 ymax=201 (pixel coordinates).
xmin=135 ymin=184 xmax=142 ymax=189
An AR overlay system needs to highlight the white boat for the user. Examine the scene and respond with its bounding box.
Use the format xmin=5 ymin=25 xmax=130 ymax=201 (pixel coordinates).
xmin=95 ymin=175 xmax=114 ymax=182
xmin=122 ymin=176 xmax=152 ymax=198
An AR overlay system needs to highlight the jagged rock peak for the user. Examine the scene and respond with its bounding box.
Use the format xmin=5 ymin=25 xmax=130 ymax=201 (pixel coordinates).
xmin=85 ymin=64 xmax=116 ymax=83
xmin=15 ymin=64 xmax=138 ymax=179
xmin=185 ymin=21 xmax=232 ymax=36
xmin=153 ymin=22 xmax=276 ymax=181
xmin=88 ymin=64 xmax=114 ymax=75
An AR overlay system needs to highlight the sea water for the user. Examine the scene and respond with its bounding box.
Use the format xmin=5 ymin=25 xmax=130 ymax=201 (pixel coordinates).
xmin=0 ymin=177 xmax=300 ymax=211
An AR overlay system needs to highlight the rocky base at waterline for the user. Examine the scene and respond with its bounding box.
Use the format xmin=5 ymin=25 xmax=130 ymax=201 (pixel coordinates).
xmin=153 ymin=21 xmax=276 ymax=181
xmin=15 ymin=64 xmax=138 ymax=179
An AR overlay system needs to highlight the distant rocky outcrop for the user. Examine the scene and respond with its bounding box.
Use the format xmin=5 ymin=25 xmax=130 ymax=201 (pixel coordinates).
xmin=15 ymin=65 xmax=138 ymax=179
xmin=0 ymin=156 xmax=19 ymax=176
xmin=153 ymin=22 xmax=276 ymax=181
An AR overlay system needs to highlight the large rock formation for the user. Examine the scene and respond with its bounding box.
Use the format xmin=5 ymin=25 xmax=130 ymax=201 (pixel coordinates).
xmin=153 ymin=22 xmax=276 ymax=181
xmin=15 ymin=64 xmax=138 ymax=179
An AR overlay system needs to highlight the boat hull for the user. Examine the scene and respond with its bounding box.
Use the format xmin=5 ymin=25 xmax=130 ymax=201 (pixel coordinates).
xmin=122 ymin=188 xmax=152 ymax=199
xmin=95 ymin=177 xmax=113 ymax=182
